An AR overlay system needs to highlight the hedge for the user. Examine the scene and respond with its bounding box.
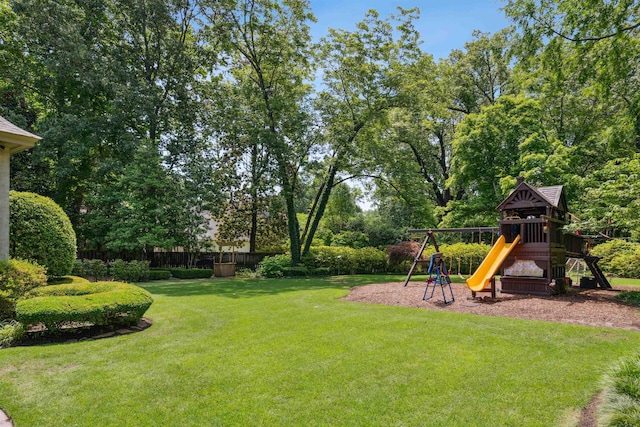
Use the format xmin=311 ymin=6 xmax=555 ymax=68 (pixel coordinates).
xmin=10 ymin=191 xmax=76 ymax=277
xmin=257 ymin=246 xmax=388 ymax=278
xmin=302 ymin=246 xmax=388 ymax=275
xmin=149 ymin=270 xmax=171 ymax=280
xmin=169 ymin=268 xmax=213 ymax=279
xmin=16 ymin=281 xmax=153 ymax=332
xmin=438 ymin=243 xmax=492 ymax=275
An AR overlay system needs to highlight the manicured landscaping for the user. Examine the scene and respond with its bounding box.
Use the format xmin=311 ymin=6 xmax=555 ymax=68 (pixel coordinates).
xmin=0 ymin=275 xmax=639 ymax=426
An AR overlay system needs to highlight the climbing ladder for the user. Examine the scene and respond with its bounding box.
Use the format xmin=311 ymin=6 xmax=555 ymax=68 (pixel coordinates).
xmin=583 ymin=255 xmax=612 ymax=289
xmin=423 ymin=252 xmax=454 ymax=304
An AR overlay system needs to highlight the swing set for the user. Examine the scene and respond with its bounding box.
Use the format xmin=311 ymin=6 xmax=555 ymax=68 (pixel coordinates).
xmin=402 ymin=227 xmax=500 ymax=302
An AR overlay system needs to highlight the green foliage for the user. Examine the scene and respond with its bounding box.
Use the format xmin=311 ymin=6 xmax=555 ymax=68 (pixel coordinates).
xmin=599 ymin=353 xmax=640 ymax=426
xmin=331 ymin=231 xmax=370 ymax=249
xmin=0 ymin=320 xmax=25 ymax=348
xmin=302 ymin=246 xmax=388 ymax=275
xmin=615 ymin=292 xmax=640 ymax=307
xmin=438 ymin=243 xmax=492 ymax=275
xmin=580 ymin=156 xmax=640 ymax=239
xmin=72 ymin=259 xmax=108 ymax=281
xmin=148 ymin=270 xmax=171 ymax=280
xmin=0 ymin=259 xmax=48 ymax=319
xmin=87 ymin=259 xmax=108 ymax=279
xmin=47 ymin=276 xmax=91 ymax=286
xmin=109 ymin=260 xmax=150 ymax=282
xmin=9 ymin=191 xmax=77 ymax=277
xmin=16 ymin=281 xmax=153 ymax=332
xmin=257 ymin=255 xmax=292 ymax=278
xmin=590 ymin=240 xmax=640 ymax=278
xmin=2 ymin=276 xmax=640 ymax=425
xmin=282 ymin=266 xmax=310 ymax=277
xmin=169 ymin=268 xmax=213 ymax=279
xmin=71 ymin=259 xmax=86 ymax=278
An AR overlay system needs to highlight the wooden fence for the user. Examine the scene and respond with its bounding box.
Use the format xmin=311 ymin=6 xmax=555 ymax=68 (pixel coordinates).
xmin=76 ymin=250 xmax=281 ymax=269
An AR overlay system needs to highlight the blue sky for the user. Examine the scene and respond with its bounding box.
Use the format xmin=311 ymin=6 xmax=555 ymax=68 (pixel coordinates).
xmin=309 ymin=0 xmax=510 ymax=60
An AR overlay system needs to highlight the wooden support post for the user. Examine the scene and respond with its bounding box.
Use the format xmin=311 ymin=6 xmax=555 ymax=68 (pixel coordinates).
xmin=403 ymin=232 xmax=433 ymax=287
xmin=491 ymin=276 xmax=496 ymax=299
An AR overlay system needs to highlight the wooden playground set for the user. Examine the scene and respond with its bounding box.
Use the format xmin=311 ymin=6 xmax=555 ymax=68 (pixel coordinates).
xmin=403 ymin=178 xmax=611 ymax=304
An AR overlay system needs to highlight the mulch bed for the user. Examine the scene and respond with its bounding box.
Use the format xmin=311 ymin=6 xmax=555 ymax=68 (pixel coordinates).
xmin=13 ymin=318 xmax=152 ymax=347
xmin=343 ymin=281 xmax=640 ymax=331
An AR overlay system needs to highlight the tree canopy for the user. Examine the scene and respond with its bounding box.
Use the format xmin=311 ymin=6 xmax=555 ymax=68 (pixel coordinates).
xmin=2 ymin=0 xmax=639 ymax=261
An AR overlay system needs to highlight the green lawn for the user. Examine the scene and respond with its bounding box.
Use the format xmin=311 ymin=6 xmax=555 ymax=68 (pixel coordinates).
xmin=608 ymin=277 xmax=640 ymax=287
xmin=1 ymin=275 xmax=639 ymax=426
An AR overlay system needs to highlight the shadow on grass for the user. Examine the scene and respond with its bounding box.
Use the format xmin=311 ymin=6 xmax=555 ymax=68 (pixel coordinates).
xmin=139 ymin=275 xmax=398 ymax=299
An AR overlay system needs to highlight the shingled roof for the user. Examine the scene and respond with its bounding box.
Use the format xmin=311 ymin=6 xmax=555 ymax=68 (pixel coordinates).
xmin=0 ymin=115 xmax=41 ymax=153
xmin=497 ymin=181 xmax=568 ymax=213
xmin=536 ymin=185 xmax=564 ymax=208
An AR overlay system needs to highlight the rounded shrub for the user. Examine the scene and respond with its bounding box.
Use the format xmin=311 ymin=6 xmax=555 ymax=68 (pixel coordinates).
xmin=16 ymin=281 xmax=153 ymax=332
xmin=10 ymin=191 xmax=77 ymax=277
xmin=257 ymin=254 xmax=291 ymax=278
xmin=0 ymin=258 xmax=47 ymax=319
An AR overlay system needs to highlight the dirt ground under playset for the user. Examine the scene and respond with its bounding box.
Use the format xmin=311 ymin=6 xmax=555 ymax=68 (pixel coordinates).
xmin=343 ymin=280 xmax=640 ymax=331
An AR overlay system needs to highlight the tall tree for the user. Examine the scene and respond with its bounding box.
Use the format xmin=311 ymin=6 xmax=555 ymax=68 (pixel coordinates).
xmin=303 ymin=8 xmax=422 ymax=256
xmin=201 ymin=0 xmax=316 ymax=264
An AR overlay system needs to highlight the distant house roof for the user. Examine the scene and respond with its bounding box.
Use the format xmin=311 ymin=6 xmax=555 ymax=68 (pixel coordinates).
xmin=0 ymin=115 xmax=41 ymax=154
xmin=497 ymin=181 xmax=568 ymax=213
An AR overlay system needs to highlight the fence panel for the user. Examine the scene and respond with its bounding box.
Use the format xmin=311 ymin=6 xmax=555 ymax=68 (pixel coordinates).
xmin=76 ymin=251 xmax=281 ymax=269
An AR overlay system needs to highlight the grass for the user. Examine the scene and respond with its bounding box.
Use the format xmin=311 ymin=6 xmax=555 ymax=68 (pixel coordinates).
xmin=608 ymin=277 xmax=640 ymax=287
xmin=1 ymin=274 xmax=639 ymax=426
xmin=599 ymin=352 xmax=640 ymax=425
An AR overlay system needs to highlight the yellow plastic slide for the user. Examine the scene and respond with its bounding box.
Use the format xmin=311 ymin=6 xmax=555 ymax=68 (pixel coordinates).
xmin=466 ymin=234 xmax=521 ymax=292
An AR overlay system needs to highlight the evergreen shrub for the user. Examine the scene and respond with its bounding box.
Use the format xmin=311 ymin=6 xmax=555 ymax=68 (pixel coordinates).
xmin=169 ymin=268 xmax=213 ymax=279
xmin=257 ymin=254 xmax=291 ymax=278
xmin=303 ymin=246 xmax=387 ymax=274
xmin=149 ymin=269 xmax=171 ymax=280
xmin=591 ymin=240 xmax=640 ymax=278
xmin=9 ymin=191 xmax=77 ymax=277
xmin=16 ymin=281 xmax=153 ymax=332
xmin=0 ymin=258 xmax=47 ymax=319
xmin=109 ymin=259 xmax=150 ymax=282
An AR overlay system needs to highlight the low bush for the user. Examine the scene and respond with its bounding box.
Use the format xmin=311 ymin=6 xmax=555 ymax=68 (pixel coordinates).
xmin=72 ymin=259 xmax=108 ymax=281
xmin=87 ymin=259 xmax=108 ymax=279
xmin=110 ymin=259 xmax=150 ymax=282
xmin=71 ymin=259 xmax=86 ymax=277
xmin=0 ymin=320 xmax=25 ymax=347
xmin=591 ymin=240 xmax=640 ymax=278
xmin=615 ymin=291 xmax=640 ymax=306
xmin=0 ymin=259 xmax=48 ymax=319
xmin=257 ymin=247 xmax=388 ymax=278
xmin=599 ymin=352 xmax=640 ymax=426
xmin=282 ymin=266 xmax=310 ymax=277
xmin=169 ymin=268 xmax=213 ymax=279
xmin=438 ymin=243 xmax=492 ymax=275
xmin=387 ymin=241 xmax=423 ymax=269
xmin=16 ymin=281 xmax=153 ymax=332
xmin=149 ymin=270 xmax=171 ymax=280
xmin=303 ymin=246 xmax=387 ymax=275
xmin=257 ymin=254 xmax=291 ymax=278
